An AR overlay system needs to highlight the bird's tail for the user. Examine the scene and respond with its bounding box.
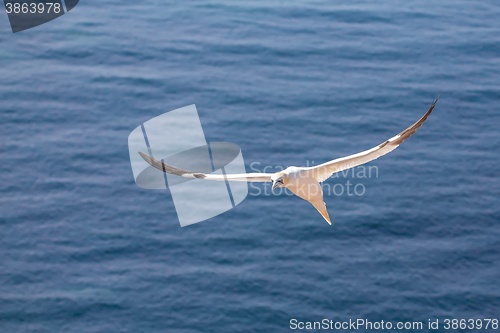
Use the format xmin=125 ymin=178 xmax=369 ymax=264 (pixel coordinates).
xmin=314 ymin=203 xmax=331 ymax=225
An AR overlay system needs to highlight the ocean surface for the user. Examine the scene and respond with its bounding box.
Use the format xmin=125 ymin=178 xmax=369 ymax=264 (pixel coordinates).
xmin=1 ymin=1 xmax=499 ymax=332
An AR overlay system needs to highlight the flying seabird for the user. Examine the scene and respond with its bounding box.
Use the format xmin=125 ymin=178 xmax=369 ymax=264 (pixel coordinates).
xmin=139 ymin=98 xmax=438 ymax=224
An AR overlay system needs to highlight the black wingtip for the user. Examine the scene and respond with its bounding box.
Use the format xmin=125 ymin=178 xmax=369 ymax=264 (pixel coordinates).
xmin=138 ymin=151 xmax=154 ymax=165
xmin=432 ymin=95 xmax=440 ymax=107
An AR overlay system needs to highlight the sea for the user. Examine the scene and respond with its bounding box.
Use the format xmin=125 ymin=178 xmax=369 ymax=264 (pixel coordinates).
xmin=1 ymin=1 xmax=499 ymax=332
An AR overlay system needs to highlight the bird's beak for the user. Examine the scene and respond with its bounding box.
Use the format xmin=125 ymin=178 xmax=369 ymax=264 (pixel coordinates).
xmin=272 ymin=179 xmax=283 ymax=191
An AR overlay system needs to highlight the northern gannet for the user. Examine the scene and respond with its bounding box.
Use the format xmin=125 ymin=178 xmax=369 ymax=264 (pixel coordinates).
xmin=139 ymin=98 xmax=438 ymax=224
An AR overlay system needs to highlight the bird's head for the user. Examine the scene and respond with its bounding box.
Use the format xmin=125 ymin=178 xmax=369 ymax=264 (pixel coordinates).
xmin=271 ymin=173 xmax=287 ymax=191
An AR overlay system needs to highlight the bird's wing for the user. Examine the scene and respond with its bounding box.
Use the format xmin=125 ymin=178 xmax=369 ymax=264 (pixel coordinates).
xmin=138 ymin=151 xmax=273 ymax=182
xmin=306 ymin=98 xmax=438 ymax=183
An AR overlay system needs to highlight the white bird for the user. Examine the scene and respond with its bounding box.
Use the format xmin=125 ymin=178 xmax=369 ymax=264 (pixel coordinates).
xmin=139 ymin=98 xmax=438 ymax=225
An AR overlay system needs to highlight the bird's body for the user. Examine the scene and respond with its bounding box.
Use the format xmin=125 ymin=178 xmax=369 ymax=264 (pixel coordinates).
xmin=281 ymin=169 xmax=331 ymax=223
xmin=139 ymin=99 xmax=438 ymax=224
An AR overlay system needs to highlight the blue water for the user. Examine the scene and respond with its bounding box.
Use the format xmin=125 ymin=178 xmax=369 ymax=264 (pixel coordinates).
xmin=1 ymin=1 xmax=499 ymax=332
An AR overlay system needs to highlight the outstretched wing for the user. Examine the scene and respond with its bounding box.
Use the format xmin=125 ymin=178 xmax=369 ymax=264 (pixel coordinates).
xmin=138 ymin=152 xmax=273 ymax=182
xmin=306 ymin=98 xmax=438 ymax=182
